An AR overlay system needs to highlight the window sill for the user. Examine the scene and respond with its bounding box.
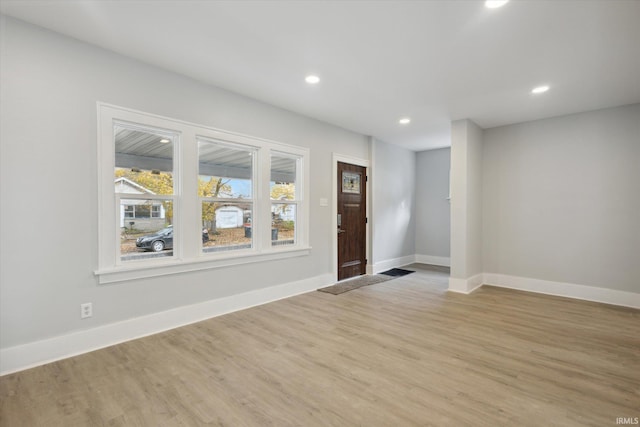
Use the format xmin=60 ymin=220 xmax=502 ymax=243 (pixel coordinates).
xmin=95 ymin=246 xmax=311 ymax=284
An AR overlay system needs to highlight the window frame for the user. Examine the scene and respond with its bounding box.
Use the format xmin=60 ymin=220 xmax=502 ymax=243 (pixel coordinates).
xmin=96 ymin=103 xmax=310 ymax=284
xmin=123 ymin=205 xmax=134 ymax=218
xmin=270 ymin=151 xmax=303 ymax=247
xmin=198 ymin=136 xmax=257 ymax=254
xmin=112 ymin=119 xmax=179 ymax=265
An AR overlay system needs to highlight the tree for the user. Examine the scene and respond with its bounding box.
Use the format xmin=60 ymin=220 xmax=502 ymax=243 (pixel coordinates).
xmin=115 ymin=168 xmax=231 ymax=228
xmin=115 ymin=168 xmax=173 ymax=195
xmin=199 ymin=177 xmax=231 ymax=233
xmin=270 ymin=182 xmax=295 ymax=220
xmin=270 ymin=182 xmax=295 ymax=201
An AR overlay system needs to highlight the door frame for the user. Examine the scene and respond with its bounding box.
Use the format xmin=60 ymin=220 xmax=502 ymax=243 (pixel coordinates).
xmin=332 ymin=153 xmax=370 ymax=282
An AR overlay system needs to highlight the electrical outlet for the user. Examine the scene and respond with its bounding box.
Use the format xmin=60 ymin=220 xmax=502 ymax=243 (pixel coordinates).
xmin=80 ymin=303 xmax=93 ymax=319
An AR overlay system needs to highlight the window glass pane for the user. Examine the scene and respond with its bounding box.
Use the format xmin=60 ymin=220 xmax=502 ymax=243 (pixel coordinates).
xmin=135 ymin=205 xmax=151 ymax=218
xmin=198 ymin=140 xmax=253 ymax=199
xmin=270 ymin=154 xmax=297 ymax=200
xmin=120 ymin=199 xmax=173 ymax=261
xmin=114 ymin=124 xmax=175 ymax=196
xmin=271 ymin=154 xmax=298 ymax=246
xmin=202 ymin=202 xmax=252 ymax=253
xmin=271 ymin=203 xmax=296 ymax=246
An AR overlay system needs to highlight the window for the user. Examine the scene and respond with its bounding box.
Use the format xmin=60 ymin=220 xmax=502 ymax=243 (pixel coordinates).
xmin=198 ymin=138 xmax=255 ymax=253
xmin=114 ymin=122 xmax=177 ymax=262
xmin=96 ymin=104 xmax=309 ymax=283
xmin=270 ymin=152 xmax=301 ymax=246
xmin=122 ymin=203 xmax=163 ymax=219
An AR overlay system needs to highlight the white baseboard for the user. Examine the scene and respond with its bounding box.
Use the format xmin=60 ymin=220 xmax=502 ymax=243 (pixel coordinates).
xmin=448 ymin=272 xmax=640 ymax=308
xmin=415 ymin=254 xmax=451 ymax=267
xmin=370 ymin=255 xmax=416 ymax=275
xmin=483 ymin=273 xmax=640 ymax=309
xmin=368 ymin=254 xmax=449 ymax=275
xmin=0 ymin=273 xmax=333 ymax=376
xmin=448 ymin=273 xmax=483 ymax=294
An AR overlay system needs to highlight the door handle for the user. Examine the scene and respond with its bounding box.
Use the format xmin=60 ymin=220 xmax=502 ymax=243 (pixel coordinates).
xmin=337 ymin=229 xmax=346 ymax=234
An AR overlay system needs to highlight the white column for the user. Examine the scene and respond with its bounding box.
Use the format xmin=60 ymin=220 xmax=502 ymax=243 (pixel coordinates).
xmin=449 ymin=119 xmax=484 ymax=293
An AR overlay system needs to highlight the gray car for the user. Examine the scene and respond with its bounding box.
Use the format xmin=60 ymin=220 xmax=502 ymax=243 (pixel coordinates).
xmin=136 ymin=226 xmax=209 ymax=252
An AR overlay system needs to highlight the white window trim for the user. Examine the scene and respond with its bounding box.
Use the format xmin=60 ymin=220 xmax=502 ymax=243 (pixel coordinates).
xmin=96 ymin=103 xmax=310 ymax=284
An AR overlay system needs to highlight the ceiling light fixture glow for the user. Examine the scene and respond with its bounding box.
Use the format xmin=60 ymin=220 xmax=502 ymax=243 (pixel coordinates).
xmin=531 ymin=85 xmax=550 ymax=94
xmin=305 ymin=75 xmax=320 ymax=84
xmin=399 ymin=117 xmax=411 ymax=125
xmin=485 ymin=0 xmax=509 ymax=8
xmin=159 ymin=138 xmax=170 ymax=143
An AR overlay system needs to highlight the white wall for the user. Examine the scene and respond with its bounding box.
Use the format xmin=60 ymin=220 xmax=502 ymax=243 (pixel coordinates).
xmin=415 ymin=148 xmax=450 ymax=265
xmin=483 ymin=104 xmax=640 ymax=293
xmin=0 ymin=16 xmax=370 ymax=357
xmin=370 ymin=138 xmax=416 ymax=271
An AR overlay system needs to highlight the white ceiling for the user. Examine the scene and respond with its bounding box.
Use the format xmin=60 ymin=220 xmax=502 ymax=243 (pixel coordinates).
xmin=2 ymin=0 xmax=639 ymax=151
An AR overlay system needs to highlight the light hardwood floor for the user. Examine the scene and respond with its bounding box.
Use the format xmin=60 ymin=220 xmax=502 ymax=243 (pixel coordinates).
xmin=1 ymin=264 xmax=638 ymax=426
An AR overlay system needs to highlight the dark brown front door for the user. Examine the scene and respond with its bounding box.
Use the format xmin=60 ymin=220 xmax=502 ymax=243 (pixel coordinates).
xmin=337 ymin=162 xmax=367 ymax=281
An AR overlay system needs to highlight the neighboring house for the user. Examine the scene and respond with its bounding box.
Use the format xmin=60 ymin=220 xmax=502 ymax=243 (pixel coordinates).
xmin=211 ymin=203 xmax=252 ymax=230
xmin=115 ymin=177 xmax=166 ymax=231
xmin=214 ymin=205 xmax=244 ymax=229
xmin=272 ymin=195 xmax=295 ymax=222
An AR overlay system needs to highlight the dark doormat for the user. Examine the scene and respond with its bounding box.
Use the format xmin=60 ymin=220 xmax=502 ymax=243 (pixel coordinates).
xmin=379 ymin=268 xmax=415 ymax=277
xmin=318 ymin=274 xmax=394 ymax=295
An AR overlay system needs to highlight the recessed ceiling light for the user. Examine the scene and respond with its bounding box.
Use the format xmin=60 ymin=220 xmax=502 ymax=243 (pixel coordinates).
xmin=159 ymin=138 xmax=170 ymax=143
xmin=305 ymin=75 xmax=320 ymax=84
xmin=485 ymin=0 xmax=509 ymax=8
xmin=531 ymin=85 xmax=550 ymax=94
xmin=399 ymin=117 xmax=411 ymax=125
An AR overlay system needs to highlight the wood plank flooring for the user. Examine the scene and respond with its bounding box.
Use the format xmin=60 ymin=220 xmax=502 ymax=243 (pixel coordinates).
xmin=1 ymin=264 xmax=638 ymax=426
